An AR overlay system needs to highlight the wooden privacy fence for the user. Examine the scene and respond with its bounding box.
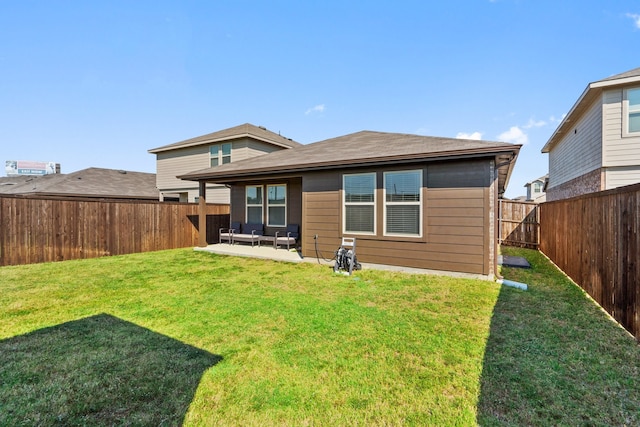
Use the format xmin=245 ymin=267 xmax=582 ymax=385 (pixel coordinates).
xmin=499 ymin=200 xmax=540 ymax=249
xmin=540 ymin=183 xmax=640 ymax=340
xmin=0 ymin=195 xmax=230 ymax=266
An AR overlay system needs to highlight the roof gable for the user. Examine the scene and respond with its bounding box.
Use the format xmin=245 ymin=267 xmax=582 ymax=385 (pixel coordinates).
xmin=148 ymin=123 xmax=301 ymax=153
xmin=542 ymin=67 xmax=640 ymax=152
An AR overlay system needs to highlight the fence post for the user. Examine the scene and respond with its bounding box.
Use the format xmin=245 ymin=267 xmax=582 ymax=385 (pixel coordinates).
xmin=198 ymin=182 xmax=208 ymax=247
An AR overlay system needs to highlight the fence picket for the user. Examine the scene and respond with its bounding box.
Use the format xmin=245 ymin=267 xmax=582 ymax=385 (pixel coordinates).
xmin=540 ymin=183 xmax=640 ymax=341
xmin=0 ymin=195 xmax=229 ymax=267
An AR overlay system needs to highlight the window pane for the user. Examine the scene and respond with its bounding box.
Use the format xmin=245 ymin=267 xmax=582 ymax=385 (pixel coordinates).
xmin=629 ymin=88 xmax=640 ymax=108
xmin=247 ymin=206 xmax=262 ymax=224
xmin=210 ymin=158 xmax=219 ymax=167
xmin=345 ymin=174 xmax=375 ymax=203
xmin=629 ymin=112 xmax=640 ymax=133
xmin=268 ymin=206 xmax=286 ymax=226
xmin=209 ymin=145 xmax=219 ymax=155
xmin=345 ymin=205 xmax=374 ymax=233
xmin=222 ymin=156 xmax=231 ymax=164
xmin=222 ymin=143 xmax=232 ymax=156
xmin=387 ymin=205 xmax=420 ymax=234
xmin=268 ymin=185 xmax=286 ymax=205
xmin=386 ymin=171 xmax=420 ymax=202
xmin=247 ymin=186 xmax=262 ymax=204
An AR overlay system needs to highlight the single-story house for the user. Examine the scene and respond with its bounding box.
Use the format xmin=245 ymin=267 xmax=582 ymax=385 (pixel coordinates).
xmin=180 ymin=130 xmax=520 ymax=278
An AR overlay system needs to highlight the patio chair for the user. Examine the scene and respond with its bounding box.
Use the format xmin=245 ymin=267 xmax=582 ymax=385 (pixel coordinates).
xmin=219 ymin=221 xmax=241 ymax=244
xmin=275 ymin=224 xmax=299 ymax=250
xmin=232 ymin=223 xmax=264 ymax=247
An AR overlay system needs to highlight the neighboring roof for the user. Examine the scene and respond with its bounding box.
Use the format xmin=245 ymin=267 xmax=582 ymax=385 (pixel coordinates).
xmin=148 ymin=123 xmax=302 ymax=153
xmin=542 ymin=67 xmax=640 ymax=153
xmin=0 ymin=167 xmax=159 ymax=200
xmin=524 ymin=174 xmax=549 ymax=187
xmin=178 ymin=130 xmax=521 ymax=195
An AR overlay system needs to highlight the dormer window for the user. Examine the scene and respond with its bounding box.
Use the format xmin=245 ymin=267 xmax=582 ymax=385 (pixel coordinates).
xmin=628 ymin=88 xmax=640 ymax=134
xmin=210 ymin=143 xmax=232 ymax=166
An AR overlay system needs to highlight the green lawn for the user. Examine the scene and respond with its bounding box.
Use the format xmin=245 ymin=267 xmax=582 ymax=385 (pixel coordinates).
xmin=0 ymin=247 xmax=638 ymax=425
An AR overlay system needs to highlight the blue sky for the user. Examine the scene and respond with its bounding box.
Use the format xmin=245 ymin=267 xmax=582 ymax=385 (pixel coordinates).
xmin=1 ymin=1 xmax=639 ymax=198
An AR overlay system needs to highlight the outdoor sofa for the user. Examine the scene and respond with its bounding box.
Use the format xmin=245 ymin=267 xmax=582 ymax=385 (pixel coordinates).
xmin=219 ymin=223 xmax=299 ymax=250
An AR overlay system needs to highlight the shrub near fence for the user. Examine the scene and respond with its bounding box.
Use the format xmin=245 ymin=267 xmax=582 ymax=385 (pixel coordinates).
xmin=0 ymin=195 xmax=230 ymax=266
xmin=540 ymin=183 xmax=640 ymax=340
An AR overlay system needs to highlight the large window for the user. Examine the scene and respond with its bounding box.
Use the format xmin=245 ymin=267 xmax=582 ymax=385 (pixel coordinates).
xmin=627 ymin=88 xmax=640 ymax=134
xmin=210 ymin=143 xmax=232 ymax=167
xmin=267 ymin=184 xmax=286 ymax=226
xmin=384 ymin=170 xmax=422 ymax=236
xmin=246 ymin=186 xmax=263 ymax=223
xmin=343 ymin=173 xmax=375 ymax=234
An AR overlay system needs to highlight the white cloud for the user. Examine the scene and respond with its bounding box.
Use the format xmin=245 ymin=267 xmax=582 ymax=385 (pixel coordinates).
xmin=497 ymin=126 xmax=529 ymax=145
xmin=523 ymin=118 xmax=546 ymax=129
xmin=305 ymin=104 xmax=325 ymax=115
xmin=627 ymin=13 xmax=640 ymax=29
xmin=456 ymin=131 xmax=483 ymax=140
xmin=548 ymin=113 xmax=567 ymax=124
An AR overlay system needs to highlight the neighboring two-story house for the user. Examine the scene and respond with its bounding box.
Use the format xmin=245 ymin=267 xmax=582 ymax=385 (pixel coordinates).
xmin=524 ymin=174 xmax=548 ymax=203
xmin=148 ymin=123 xmax=301 ymax=203
xmin=542 ymin=67 xmax=640 ymax=201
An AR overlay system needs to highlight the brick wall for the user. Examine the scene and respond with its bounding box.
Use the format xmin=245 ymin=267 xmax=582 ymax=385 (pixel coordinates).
xmin=546 ymin=168 xmax=602 ymax=202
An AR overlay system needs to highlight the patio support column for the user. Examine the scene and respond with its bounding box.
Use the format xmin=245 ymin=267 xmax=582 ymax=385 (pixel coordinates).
xmin=198 ymin=181 xmax=207 ymax=247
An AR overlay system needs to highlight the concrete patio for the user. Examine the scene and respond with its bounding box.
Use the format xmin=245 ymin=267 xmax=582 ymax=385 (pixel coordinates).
xmin=194 ymin=243 xmax=492 ymax=280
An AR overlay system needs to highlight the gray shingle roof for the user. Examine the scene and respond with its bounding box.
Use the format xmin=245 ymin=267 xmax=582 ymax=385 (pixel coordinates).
xmin=596 ymin=67 xmax=640 ymax=83
xmin=179 ymin=130 xmax=519 ymax=180
xmin=178 ymin=130 xmax=520 ymax=194
xmin=0 ymin=168 xmax=158 ymax=199
xmin=148 ymin=123 xmax=301 ymax=153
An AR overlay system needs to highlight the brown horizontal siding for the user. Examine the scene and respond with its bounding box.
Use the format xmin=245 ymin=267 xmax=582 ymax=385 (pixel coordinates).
xmin=428 ymin=216 xmax=485 ymax=227
xmin=356 ymin=238 xmax=483 ymax=255
xmin=303 ymin=189 xmax=341 ymax=257
xmin=429 ymin=206 xmax=484 ymax=217
xmin=427 ymin=225 xmax=485 ymax=237
xmin=351 ymin=240 xmax=485 ymax=274
xmin=427 ymin=233 xmax=484 ymax=246
xmin=299 ymin=167 xmax=489 ymax=274
xmin=424 ymin=186 xmax=486 ymax=273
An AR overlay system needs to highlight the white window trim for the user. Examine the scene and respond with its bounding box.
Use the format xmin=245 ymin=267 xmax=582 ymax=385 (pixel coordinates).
xmin=266 ymin=184 xmax=287 ymax=227
xmin=622 ymin=87 xmax=640 ymax=137
xmin=383 ymin=170 xmax=423 ymax=237
xmin=342 ymin=172 xmax=376 ymax=235
xmin=246 ymin=185 xmax=263 ymax=224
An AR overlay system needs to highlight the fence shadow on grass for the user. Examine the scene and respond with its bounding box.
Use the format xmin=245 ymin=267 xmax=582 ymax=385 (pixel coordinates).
xmin=0 ymin=313 xmax=222 ymax=425
xmin=476 ymin=249 xmax=640 ymax=426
